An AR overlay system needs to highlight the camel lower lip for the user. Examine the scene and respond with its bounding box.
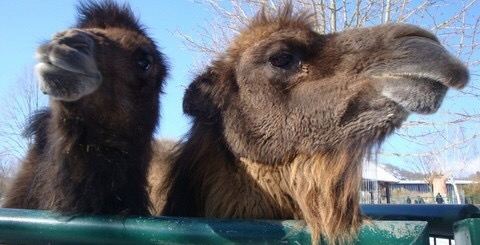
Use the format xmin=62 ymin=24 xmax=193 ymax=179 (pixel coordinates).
xmin=380 ymin=76 xmax=448 ymax=114
xmin=35 ymin=62 xmax=102 ymax=101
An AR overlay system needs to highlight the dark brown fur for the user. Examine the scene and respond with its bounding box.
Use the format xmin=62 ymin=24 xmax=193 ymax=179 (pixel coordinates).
xmin=3 ymin=1 xmax=167 ymax=215
xmin=152 ymin=4 xmax=468 ymax=244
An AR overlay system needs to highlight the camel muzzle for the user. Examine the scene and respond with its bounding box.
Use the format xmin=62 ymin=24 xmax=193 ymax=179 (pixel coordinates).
xmin=34 ymin=29 xmax=102 ymax=102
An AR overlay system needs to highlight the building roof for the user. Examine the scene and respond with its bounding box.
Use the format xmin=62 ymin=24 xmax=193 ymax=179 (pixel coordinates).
xmin=361 ymin=162 xmax=476 ymax=184
xmin=362 ymin=162 xmax=399 ymax=182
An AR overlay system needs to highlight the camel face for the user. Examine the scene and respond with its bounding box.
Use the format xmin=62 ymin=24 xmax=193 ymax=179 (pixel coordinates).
xmin=185 ymin=16 xmax=468 ymax=165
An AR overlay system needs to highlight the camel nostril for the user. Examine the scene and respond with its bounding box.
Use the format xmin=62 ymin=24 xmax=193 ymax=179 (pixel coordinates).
xmin=69 ymin=42 xmax=91 ymax=55
xmin=391 ymin=24 xmax=439 ymax=43
xmin=58 ymin=39 xmax=92 ymax=55
xmin=55 ymin=30 xmax=94 ymax=55
xmin=397 ymin=32 xmax=439 ymax=43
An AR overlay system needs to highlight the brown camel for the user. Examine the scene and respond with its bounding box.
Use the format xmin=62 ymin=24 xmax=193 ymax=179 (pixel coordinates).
xmin=152 ymin=5 xmax=468 ymax=244
xmin=3 ymin=1 xmax=167 ymax=215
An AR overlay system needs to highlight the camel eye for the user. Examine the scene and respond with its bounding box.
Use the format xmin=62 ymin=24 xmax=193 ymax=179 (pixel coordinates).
xmin=269 ymin=52 xmax=295 ymax=69
xmin=137 ymin=53 xmax=153 ymax=72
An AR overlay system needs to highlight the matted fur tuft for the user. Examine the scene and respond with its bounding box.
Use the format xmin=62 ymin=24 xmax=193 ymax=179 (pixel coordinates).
xmin=223 ymin=2 xmax=314 ymax=63
xmin=76 ymin=0 xmax=144 ymax=33
xmin=22 ymin=109 xmax=50 ymax=140
xmin=287 ymin=151 xmax=364 ymax=244
xmin=249 ymin=1 xmax=314 ymax=30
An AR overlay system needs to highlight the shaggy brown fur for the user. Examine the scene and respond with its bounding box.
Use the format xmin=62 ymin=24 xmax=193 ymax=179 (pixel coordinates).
xmin=148 ymin=140 xmax=176 ymax=214
xmin=3 ymin=1 xmax=167 ymax=215
xmin=153 ymin=4 xmax=468 ymax=244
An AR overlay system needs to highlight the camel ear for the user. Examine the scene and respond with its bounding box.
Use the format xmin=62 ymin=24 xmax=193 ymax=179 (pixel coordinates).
xmin=183 ymin=67 xmax=233 ymax=120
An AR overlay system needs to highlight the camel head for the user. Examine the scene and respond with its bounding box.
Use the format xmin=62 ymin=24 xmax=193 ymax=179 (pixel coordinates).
xmin=182 ymin=5 xmax=468 ymax=243
xmin=35 ymin=1 xmax=166 ymax=130
xmin=184 ymin=7 xmax=468 ymax=164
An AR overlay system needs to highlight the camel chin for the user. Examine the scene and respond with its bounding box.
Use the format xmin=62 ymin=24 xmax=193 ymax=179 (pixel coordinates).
xmin=36 ymin=62 xmax=101 ymax=101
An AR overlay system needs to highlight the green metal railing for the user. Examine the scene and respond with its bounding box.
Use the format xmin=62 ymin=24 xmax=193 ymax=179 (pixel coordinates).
xmin=363 ymin=204 xmax=480 ymax=245
xmin=361 ymin=204 xmax=480 ymax=237
xmin=0 ymin=208 xmax=429 ymax=244
xmin=454 ymin=218 xmax=480 ymax=245
xmin=0 ymin=205 xmax=477 ymax=244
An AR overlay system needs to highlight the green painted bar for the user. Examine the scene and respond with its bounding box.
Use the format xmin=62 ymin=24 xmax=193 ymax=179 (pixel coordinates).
xmin=454 ymin=218 xmax=480 ymax=245
xmin=362 ymin=204 xmax=480 ymax=237
xmin=0 ymin=208 xmax=428 ymax=244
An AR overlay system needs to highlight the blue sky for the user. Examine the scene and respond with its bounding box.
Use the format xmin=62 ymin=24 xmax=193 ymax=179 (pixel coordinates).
xmin=0 ymin=1 xmax=479 ymax=173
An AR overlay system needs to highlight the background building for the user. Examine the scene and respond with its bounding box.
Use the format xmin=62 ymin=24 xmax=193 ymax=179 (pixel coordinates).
xmin=361 ymin=162 xmax=476 ymax=204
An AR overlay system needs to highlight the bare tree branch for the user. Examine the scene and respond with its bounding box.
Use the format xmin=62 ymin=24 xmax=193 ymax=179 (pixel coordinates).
xmin=0 ymin=68 xmax=47 ymax=174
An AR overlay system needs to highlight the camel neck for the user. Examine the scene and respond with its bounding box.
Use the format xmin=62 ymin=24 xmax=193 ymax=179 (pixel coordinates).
xmin=42 ymin=105 xmax=152 ymax=214
xmin=229 ymin=153 xmax=365 ymax=242
xmin=172 ymin=144 xmax=364 ymax=240
xmin=162 ymin=125 xmax=298 ymax=218
xmin=234 ymin=157 xmax=303 ymax=218
xmin=164 ymin=123 xmax=362 ymax=229
xmin=51 ymin=101 xmax=151 ymax=154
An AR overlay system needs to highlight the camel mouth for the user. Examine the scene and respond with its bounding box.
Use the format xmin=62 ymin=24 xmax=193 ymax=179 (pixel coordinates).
xmin=379 ymin=75 xmax=448 ymax=114
xmin=37 ymin=60 xmax=100 ymax=79
xmin=35 ymin=62 xmax=102 ymax=102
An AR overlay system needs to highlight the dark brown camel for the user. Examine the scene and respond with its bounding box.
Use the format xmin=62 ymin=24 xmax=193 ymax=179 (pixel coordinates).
xmin=152 ymin=5 xmax=468 ymax=244
xmin=3 ymin=1 xmax=167 ymax=215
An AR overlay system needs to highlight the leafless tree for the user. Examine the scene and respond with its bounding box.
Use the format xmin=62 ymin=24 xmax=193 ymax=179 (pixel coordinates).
xmin=0 ymin=67 xmax=47 ymax=176
xmin=404 ymin=124 xmax=479 ymax=172
xmin=406 ymin=125 xmax=480 ymax=203
xmin=181 ymin=1 xmax=479 ymax=61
